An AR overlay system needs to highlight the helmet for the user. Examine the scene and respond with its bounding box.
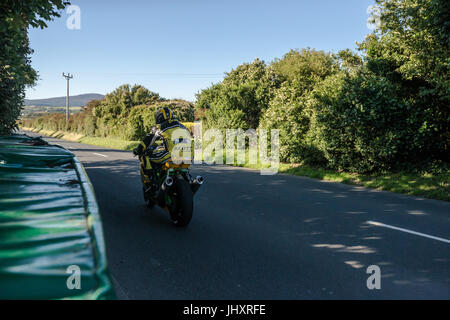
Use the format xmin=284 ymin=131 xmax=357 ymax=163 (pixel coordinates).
xmin=155 ymin=107 xmax=174 ymax=125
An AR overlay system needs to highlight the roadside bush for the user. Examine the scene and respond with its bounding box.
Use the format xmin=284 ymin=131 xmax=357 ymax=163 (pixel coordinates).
xmin=19 ymin=1 xmax=449 ymax=175
xmin=258 ymin=49 xmax=337 ymax=165
xmin=310 ymin=70 xmax=416 ymax=173
xmin=22 ymin=84 xmax=196 ymax=142
xmin=194 ymin=1 xmax=449 ymax=173
xmin=259 ymin=83 xmax=309 ymax=163
xmin=196 ymin=59 xmax=280 ymax=130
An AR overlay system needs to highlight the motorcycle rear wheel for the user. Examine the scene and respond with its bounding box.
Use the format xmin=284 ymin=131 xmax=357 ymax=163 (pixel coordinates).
xmin=143 ymin=186 xmax=155 ymax=208
xmin=170 ymin=179 xmax=193 ymax=227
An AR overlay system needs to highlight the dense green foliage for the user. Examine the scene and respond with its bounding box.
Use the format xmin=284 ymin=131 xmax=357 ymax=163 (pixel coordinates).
xmin=310 ymin=70 xmax=414 ymax=172
xmin=310 ymin=0 xmax=450 ymax=173
xmin=22 ymin=84 xmax=195 ymax=141
xmin=0 ymin=0 xmax=68 ymax=135
xmin=358 ymin=0 xmax=449 ymax=166
xmin=259 ymin=49 xmax=337 ymax=164
xmin=21 ymin=0 xmax=448 ymax=174
xmin=196 ymin=59 xmax=281 ymax=130
xmin=196 ymin=0 xmax=449 ymax=173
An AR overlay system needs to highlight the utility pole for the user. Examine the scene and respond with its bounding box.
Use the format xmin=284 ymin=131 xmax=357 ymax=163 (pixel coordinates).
xmin=62 ymin=73 xmax=73 ymax=122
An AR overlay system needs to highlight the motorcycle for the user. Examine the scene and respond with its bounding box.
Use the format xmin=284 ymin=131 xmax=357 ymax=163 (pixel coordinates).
xmin=139 ymin=145 xmax=204 ymax=227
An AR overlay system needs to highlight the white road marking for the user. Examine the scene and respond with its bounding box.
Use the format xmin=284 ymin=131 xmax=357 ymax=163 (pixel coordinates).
xmin=92 ymin=152 xmax=108 ymax=158
xmin=367 ymin=221 xmax=450 ymax=244
xmin=110 ymin=274 xmax=130 ymax=300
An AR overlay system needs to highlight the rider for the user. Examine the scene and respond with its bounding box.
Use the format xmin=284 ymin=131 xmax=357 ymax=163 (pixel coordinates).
xmin=133 ymin=107 xmax=191 ymax=191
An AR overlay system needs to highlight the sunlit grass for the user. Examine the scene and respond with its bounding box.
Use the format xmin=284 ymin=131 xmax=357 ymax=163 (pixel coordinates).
xmin=21 ymin=127 xmax=140 ymax=150
xmin=79 ymin=136 xmax=139 ymax=151
xmin=272 ymin=163 xmax=449 ymax=201
xmin=21 ymin=126 xmax=449 ymax=201
xmin=202 ymin=147 xmax=449 ymax=201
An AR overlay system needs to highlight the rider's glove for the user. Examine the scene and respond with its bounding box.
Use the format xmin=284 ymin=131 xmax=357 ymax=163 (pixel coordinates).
xmin=132 ymin=148 xmax=139 ymax=156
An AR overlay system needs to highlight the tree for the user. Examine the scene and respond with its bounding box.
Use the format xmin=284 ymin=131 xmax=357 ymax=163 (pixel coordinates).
xmin=304 ymin=0 xmax=450 ymax=172
xmin=0 ymin=0 xmax=69 ymax=134
xmin=259 ymin=82 xmax=310 ymax=163
xmin=131 ymin=84 xmax=162 ymax=105
xmin=196 ymin=59 xmax=280 ymax=130
xmin=310 ymin=70 xmax=416 ymax=173
xmin=259 ymin=49 xmax=337 ymax=164
xmin=271 ymin=48 xmax=336 ymax=90
xmin=360 ymin=0 xmax=450 ymax=161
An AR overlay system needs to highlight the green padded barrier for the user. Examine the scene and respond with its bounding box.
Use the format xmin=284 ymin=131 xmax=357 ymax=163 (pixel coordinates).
xmin=0 ymin=133 xmax=115 ymax=299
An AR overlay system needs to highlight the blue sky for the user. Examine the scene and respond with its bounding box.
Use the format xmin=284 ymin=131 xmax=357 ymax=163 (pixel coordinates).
xmin=26 ymin=0 xmax=375 ymax=101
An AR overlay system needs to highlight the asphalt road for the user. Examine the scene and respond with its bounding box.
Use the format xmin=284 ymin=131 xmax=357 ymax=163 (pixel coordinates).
xmin=23 ymin=131 xmax=450 ymax=299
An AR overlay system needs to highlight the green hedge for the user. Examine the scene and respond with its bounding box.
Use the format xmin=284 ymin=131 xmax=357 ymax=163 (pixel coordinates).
xmin=22 ymin=0 xmax=449 ymax=175
xmin=22 ymin=85 xmax=195 ymax=141
xmin=195 ymin=0 xmax=449 ymax=174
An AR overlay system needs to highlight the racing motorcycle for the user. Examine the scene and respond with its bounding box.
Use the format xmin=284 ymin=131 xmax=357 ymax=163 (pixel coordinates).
xmin=140 ymin=145 xmax=204 ymax=227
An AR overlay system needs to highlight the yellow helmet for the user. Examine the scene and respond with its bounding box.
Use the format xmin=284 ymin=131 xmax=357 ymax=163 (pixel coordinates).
xmin=155 ymin=107 xmax=174 ymax=125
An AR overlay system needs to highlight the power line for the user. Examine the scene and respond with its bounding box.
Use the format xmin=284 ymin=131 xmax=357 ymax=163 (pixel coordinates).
xmin=65 ymin=72 xmax=224 ymax=78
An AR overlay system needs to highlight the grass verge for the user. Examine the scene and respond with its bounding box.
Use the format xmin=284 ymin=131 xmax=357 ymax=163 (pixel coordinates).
xmin=21 ymin=126 xmax=449 ymax=201
xmin=274 ymin=163 xmax=449 ymax=202
xmin=21 ymin=127 xmax=140 ymax=151
xmin=78 ymin=136 xmax=139 ymax=151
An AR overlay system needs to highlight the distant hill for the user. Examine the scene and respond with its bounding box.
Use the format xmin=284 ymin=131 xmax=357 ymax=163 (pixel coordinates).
xmin=24 ymin=93 xmax=105 ymax=107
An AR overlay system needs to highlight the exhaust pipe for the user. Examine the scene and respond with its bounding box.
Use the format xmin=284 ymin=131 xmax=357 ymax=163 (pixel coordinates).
xmin=195 ymin=176 xmax=204 ymax=185
xmin=165 ymin=176 xmax=174 ymax=187
xmin=162 ymin=176 xmax=174 ymax=191
xmin=191 ymin=175 xmax=204 ymax=194
xmin=155 ymin=176 xmax=174 ymax=206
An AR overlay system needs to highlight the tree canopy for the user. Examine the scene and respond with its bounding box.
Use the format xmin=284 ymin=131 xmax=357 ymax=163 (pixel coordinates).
xmin=0 ymin=0 xmax=69 ymax=134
